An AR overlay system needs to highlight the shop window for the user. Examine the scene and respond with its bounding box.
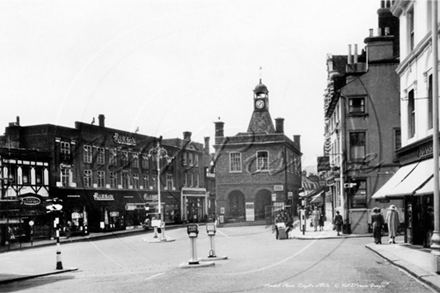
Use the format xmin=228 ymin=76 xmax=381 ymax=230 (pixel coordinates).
xmin=110 ymin=172 xmax=117 ymax=188
xmin=195 ymin=174 xmax=199 ymax=187
xmin=109 ymin=148 xmax=117 ymax=166
xmin=97 ymin=171 xmax=105 ymax=188
xmin=22 ymin=166 xmax=30 ymax=184
xmin=394 ymin=128 xmax=401 ymax=151
xmin=121 ymin=151 xmax=129 ymax=165
xmin=35 ymin=166 xmax=43 ymax=185
xmin=132 ymin=153 xmax=139 ymax=168
xmin=84 ymin=170 xmax=92 ymax=187
xmin=428 ymin=75 xmax=433 ymax=129
xmin=132 ymin=173 xmax=139 ymax=189
xmin=350 ymin=180 xmax=367 ymax=208
xmin=97 ymin=148 xmax=105 ymax=165
xmin=61 ymin=168 xmax=71 ymax=187
xmin=143 ymin=174 xmax=149 ymax=189
xmin=122 ymin=172 xmax=129 ymax=189
xmin=348 ymin=97 xmax=365 ymax=114
xmin=188 ymin=153 xmax=193 ymax=166
xmin=349 ymin=132 xmax=366 ymax=161
xmin=166 ymin=173 xmax=173 ymax=190
xmin=152 ymin=175 xmax=157 ymax=189
xmin=229 ymin=152 xmax=242 ymax=172
xmin=83 ymin=145 xmax=92 ymax=163
xmin=142 ymin=155 xmax=149 ymax=169
xmin=256 ymin=151 xmax=269 ymax=171
xmin=408 ymin=7 xmax=414 ymax=51
xmin=183 ymin=152 xmax=187 ymax=166
xmin=408 ymin=89 xmax=415 ymax=138
xmin=60 ymin=142 xmax=71 ymax=161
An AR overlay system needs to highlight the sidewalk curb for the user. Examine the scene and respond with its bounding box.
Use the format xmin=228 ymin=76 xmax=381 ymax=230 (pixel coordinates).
xmin=365 ymin=244 xmax=440 ymax=292
xmin=0 ymin=267 xmax=78 ymax=284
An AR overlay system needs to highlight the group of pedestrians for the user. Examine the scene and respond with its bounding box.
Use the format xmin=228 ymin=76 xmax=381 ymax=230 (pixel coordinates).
xmin=370 ymin=205 xmax=400 ymax=244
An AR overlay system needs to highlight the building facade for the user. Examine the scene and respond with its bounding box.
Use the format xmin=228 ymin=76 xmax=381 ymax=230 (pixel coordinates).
xmin=322 ymin=1 xmax=401 ymax=234
xmin=0 ymin=146 xmax=51 ymax=245
xmin=213 ymin=81 xmax=302 ymax=224
xmin=372 ymin=0 xmax=439 ymax=246
xmin=0 ymin=115 xmax=210 ymax=236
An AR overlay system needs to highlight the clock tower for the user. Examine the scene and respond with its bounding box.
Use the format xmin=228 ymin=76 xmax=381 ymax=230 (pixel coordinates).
xmin=247 ymin=80 xmax=275 ymax=133
xmin=253 ymin=79 xmax=269 ymax=111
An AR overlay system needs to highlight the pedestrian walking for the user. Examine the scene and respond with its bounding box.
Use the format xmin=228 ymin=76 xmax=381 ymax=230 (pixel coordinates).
xmin=333 ymin=211 xmax=343 ymax=236
xmin=371 ymin=207 xmax=384 ymax=244
xmin=318 ymin=211 xmax=325 ymax=231
xmin=386 ymin=205 xmax=400 ymax=244
xmin=424 ymin=206 xmax=434 ymax=248
xmin=311 ymin=206 xmax=320 ymax=232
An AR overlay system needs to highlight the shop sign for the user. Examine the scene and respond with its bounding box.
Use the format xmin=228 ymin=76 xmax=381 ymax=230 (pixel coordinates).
xmin=67 ymin=194 xmax=80 ymax=198
xmin=288 ymin=192 xmax=293 ymax=199
xmin=19 ymin=195 xmax=41 ymax=206
xmin=274 ymin=185 xmax=283 ymax=191
xmin=110 ymin=211 xmax=119 ymax=217
xmin=143 ymin=194 xmax=158 ymax=201
xmin=93 ymin=192 xmax=114 ymax=201
xmin=113 ymin=133 xmax=136 ymax=146
xmin=317 ymin=156 xmax=330 ymax=172
xmin=0 ymin=218 xmax=20 ymax=224
xmin=125 ymin=204 xmax=136 ymax=211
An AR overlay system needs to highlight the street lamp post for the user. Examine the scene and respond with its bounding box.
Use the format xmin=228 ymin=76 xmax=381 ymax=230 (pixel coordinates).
xmin=148 ymin=139 xmax=172 ymax=222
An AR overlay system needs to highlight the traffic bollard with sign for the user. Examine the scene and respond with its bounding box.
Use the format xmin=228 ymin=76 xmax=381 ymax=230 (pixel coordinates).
xmin=187 ymin=224 xmax=199 ymax=264
xmin=54 ymin=217 xmax=63 ymax=270
xmin=300 ymin=208 xmax=306 ymax=235
xmin=29 ymin=220 xmax=34 ymax=246
xmin=204 ymin=223 xmax=228 ymax=261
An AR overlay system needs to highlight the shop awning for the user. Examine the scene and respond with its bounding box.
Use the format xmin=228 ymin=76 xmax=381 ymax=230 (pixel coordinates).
xmin=371 ymin=162 xmax=418 ymax=199
xmin=372 ymin=158 xmax=438 ymax=199
xmin=386 ymin=159 xmax=434 ymax=197
xmin=310 ymin=191 xmax=324 ymax=203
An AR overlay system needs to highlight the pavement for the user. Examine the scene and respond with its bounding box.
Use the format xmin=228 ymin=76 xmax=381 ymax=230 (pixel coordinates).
xmin=0 ymin=222 xmax=439 ymax=292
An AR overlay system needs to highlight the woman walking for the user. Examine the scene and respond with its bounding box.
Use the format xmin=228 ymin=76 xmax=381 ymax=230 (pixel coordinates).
xmin=334 ymin=211 xmax=343 ymax=236
xmin=371 ymin=207 xmax=384 ymax=244
xmin=386 ymin=205 xmax=400 ymax=244
xmin=311 ymin=206 xmax=321 ymax=232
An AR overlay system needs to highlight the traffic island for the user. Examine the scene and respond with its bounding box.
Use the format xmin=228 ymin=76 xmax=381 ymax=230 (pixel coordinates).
xmin=179 ymin=261 xmax=215 ymax=269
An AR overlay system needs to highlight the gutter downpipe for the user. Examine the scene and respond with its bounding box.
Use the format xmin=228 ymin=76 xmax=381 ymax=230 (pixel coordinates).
xmin=339 ymin=95 xmax=348 ymax=232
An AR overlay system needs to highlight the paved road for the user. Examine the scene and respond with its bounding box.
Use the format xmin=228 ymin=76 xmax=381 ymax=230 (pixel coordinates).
xmin=0 ymin=225 xmax=436 ymax=293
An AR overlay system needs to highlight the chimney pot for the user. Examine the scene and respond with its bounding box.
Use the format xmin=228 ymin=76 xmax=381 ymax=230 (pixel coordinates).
xmin=275 ymin=118 xmax=284 ymax=134
xmin=98 ymin=114 xmax=105 ymax=127
xmin=348 ymin=44 xmax=352 ymax=64
xmin=183 ymin=131 xmax=192 ymax=141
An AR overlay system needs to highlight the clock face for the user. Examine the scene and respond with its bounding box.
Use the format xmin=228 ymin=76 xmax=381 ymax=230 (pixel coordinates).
xmin=256 ymin=99 xmax=265 ymax=109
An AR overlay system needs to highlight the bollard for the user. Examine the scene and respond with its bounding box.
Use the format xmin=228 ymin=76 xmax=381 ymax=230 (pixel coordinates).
xmin=54 ymin=217 xmax=63 ymax=270
xmin=300 ymin=209 xmax=306 ymax=235
xmin=206 ymin=223 xmax=217 ymax=258
xmin=187 ymin=224 xmax=199 ymax=265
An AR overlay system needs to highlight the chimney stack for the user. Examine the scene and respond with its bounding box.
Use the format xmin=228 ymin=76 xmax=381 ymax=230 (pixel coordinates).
xmin=98 ymin=114 xmax=105 ymax=127
xmin=348 ymin=44 xmax=352 ymax=64
xmin=293 ymin=135 xmax=301 ymax=148
xmin=354 ymin=44 xmax=358 ymax=63
xmin=275 ymin=118 xmax=284 ymax=134
xmin=204 ymin=137 xmax=210 ymax=154
xmin=183 ymin=131 xmax=192 ymax=141
xmin=214 ymin=121 xmax=224 ymax=144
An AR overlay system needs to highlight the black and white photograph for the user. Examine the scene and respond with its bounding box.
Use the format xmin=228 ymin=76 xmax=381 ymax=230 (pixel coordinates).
xmin=0 ymin=0 xmax=440 ymax=292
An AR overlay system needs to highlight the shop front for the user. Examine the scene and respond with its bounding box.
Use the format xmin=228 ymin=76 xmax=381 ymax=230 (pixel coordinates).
xmin=181 ymin=187 xmax=208 ymax=223
xmin=372 ymin=158 xmax=435 ymax=246
xmin=57 ymin=189 xmax=147 ymax=233
xmin=0 ymin=194 xmax=51 ymax=246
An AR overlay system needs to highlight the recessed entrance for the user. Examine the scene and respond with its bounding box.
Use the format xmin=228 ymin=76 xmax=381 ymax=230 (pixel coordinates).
xmin=255 ymin=189 xmax=272 ymax=220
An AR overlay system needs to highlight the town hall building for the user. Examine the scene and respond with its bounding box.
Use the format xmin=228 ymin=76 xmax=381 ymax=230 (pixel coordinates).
xmin=213 ymin=80 xmax=302 ymax=224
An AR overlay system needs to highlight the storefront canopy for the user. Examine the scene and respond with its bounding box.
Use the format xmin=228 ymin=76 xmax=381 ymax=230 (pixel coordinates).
xmin=371 ymin=162 xmax=418 ymax=199
xmin=372 ymin=158 xmax=438 ymax=199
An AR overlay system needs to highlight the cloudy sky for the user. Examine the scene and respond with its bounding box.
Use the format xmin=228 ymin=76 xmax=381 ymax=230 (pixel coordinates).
xmin=0 ymin=0 xmax=380 ymax=172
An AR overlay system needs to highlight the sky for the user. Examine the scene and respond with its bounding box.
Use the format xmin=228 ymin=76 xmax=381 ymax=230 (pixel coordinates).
xmin=0 ymin=0 xmax=380 ymax=173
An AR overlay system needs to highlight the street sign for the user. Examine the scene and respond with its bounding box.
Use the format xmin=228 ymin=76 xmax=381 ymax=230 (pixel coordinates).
xmin=29 ymin=220 xmax=34 ymax=226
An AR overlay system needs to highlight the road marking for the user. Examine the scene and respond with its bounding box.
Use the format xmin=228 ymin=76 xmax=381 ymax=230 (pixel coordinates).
xmin=216 ymin=229 xmax=229 ymax=238
xmin=197 ymin=239 xmax=318 ymax=276
xmin=145 ymin=272 xmax=165 ymax=280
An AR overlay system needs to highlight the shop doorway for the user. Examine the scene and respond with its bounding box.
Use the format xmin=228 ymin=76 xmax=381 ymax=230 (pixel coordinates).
xmin=255 ymin=189 xmax=272 ymax=220
xmin=228 ymin=190 xmax=245 ymax=221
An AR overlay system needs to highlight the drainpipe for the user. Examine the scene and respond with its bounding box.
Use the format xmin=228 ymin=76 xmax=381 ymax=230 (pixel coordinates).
xmin=339 ymin=95 xmax=348 ymax=233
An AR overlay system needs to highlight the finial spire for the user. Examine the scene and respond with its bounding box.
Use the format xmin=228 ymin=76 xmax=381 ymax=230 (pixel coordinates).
xmin=259 ymin=66 xmax=263 ymax=84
